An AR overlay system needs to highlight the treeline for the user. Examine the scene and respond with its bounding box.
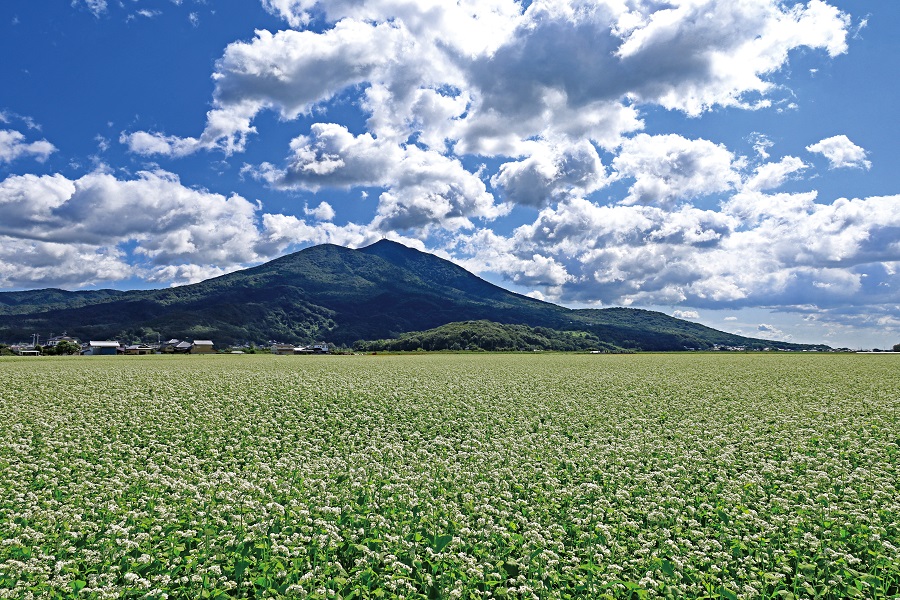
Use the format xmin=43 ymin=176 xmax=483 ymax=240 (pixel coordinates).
xmin=353 ymin=320 xmax=626 ymax=352
xmin=0 ymin=341 xmax=82 ymax=356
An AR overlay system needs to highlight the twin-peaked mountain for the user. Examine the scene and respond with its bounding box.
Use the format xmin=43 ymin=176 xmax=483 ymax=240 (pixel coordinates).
xmin=0 ymin=240 xmax=825 ymax=351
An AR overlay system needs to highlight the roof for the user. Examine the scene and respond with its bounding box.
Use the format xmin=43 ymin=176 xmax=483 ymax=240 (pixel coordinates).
xmin=89 ymin=341 xmax=120 ymax=348
xmin=175 ymin=341 xmax=193 ymax=349
xmin=193 ymin=340 xmax=214 ymax=346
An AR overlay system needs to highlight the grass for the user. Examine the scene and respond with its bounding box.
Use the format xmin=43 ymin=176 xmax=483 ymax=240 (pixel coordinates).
xmin=1 ymin=353 xmax=898 ymax=598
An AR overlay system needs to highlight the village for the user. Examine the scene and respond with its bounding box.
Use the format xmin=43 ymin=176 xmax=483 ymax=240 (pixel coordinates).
xmin=3 ymin=334 xmax=332 ymax=356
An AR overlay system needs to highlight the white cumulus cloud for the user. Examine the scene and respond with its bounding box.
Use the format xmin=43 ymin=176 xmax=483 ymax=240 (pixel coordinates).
xmin=0 ymin=130 xmax=55 ymax=164
xmin=806 ymin=134 xmax=871 ymax=169
xmin=673 ymin=310 xmax=700 ymax=319
xmin=304 ymin=201 xmax=335 ymax=221
xmin=743 ymin=156 xmax=807 ymax=192
xmin=123 ymin=21 xmax=408 ymax=156
xmin=613 ymin=134 xmax=740 ymax=207
xmin=756 ymin=323 xmax=790 ymax=340
xmin=249 ymin=124 xmax=508 ymax=233
xmin=492 ymin=141 xmax=611 ymax=208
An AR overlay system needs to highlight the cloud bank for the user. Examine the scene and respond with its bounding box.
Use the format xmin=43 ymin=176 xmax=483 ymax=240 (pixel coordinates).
xmin=117 ymin=0 xmax=853 ymax=251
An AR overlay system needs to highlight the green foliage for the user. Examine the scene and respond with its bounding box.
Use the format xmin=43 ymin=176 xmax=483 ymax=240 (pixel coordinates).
xmin=354 ymin=320 xmax=625 ymax=352
xmin=893 ymin=343 xmax=900 ymax=352
xmin=34 ymin=341 xmax=81 ymax=356
xmin=54 ymin=340 xmax=81 ymax=355
xmin=0 ymin=353 xmax=898 ymax=597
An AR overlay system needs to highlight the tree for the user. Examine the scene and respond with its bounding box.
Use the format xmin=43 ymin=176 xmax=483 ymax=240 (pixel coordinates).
xmin=55 ymin=340 xmax=81 ymax=355
xmin=893 ymin=343 xmax=900 ymax=353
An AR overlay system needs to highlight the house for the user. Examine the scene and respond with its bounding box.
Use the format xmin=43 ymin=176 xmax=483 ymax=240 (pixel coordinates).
xmin=305 ymin=342 xmax=330 ymax=354
xmin=46 ymin=334 xmax=79 ymax=347
xmin=270 ymin=343 xmax=296 ymax=355
xmin=84 ymin=341 xmax=121 ymax=356
xmin=174 ymin=341 xmax=193 ymax=353
xmin=124 ymin=344 xmax=155 ymax=355
xmin=190 ymin=340 xmax=215 ymax=354
xmin=159 ymin=339 xmax=182 ymax=353
xmin=294 ymin=342 xmax=330 ymax=354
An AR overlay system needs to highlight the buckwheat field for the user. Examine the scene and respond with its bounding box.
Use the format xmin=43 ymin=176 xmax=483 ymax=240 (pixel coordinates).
xmin=1 ymin=353 xmax=898 ymax=599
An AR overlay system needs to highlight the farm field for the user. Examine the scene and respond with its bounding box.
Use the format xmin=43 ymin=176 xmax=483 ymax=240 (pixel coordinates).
xmin=1 ymin=353 xmax=898 ymax=599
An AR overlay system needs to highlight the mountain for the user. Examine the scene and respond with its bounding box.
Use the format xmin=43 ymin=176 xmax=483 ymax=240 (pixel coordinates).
xmin=0 ymin=240 xmax=828 ymax=351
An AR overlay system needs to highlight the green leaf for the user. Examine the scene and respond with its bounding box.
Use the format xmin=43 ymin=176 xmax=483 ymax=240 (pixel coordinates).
xmin=717 ymin=587 xmax=738 ymax=600
xmin=659 ymin=558 xmax=675 ymax=577
xmin=434 ymin=534 xmax=453 ymax=553
xmin=503 ymin=560 xmax=520 ymax=578
xmin=234 ymin=560 xmax=249 ymax=581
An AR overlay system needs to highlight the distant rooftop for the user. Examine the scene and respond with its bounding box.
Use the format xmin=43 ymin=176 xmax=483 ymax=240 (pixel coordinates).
xmin=89 ymin=341 xmax=120 ymax=348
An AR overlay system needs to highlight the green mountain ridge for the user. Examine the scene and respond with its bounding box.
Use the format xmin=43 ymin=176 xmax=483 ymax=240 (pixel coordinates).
xmin=0 ymin=240 xmax=829 ymax=351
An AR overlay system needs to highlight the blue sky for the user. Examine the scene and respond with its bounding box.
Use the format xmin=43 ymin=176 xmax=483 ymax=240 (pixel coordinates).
xmin=1 ymin=0 xmax=898 ymax=349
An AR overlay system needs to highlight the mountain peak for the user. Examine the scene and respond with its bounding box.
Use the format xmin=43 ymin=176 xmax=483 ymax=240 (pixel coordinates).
xmin=358 ymin=238 xmax=440 ymax=270
xmin=358 ymin=238 xmax=498 ymax=292
xmin=364 ymin=238 xmax=410 ymax=249
xmin=359 ymin=238 xmax=423 ymax=258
